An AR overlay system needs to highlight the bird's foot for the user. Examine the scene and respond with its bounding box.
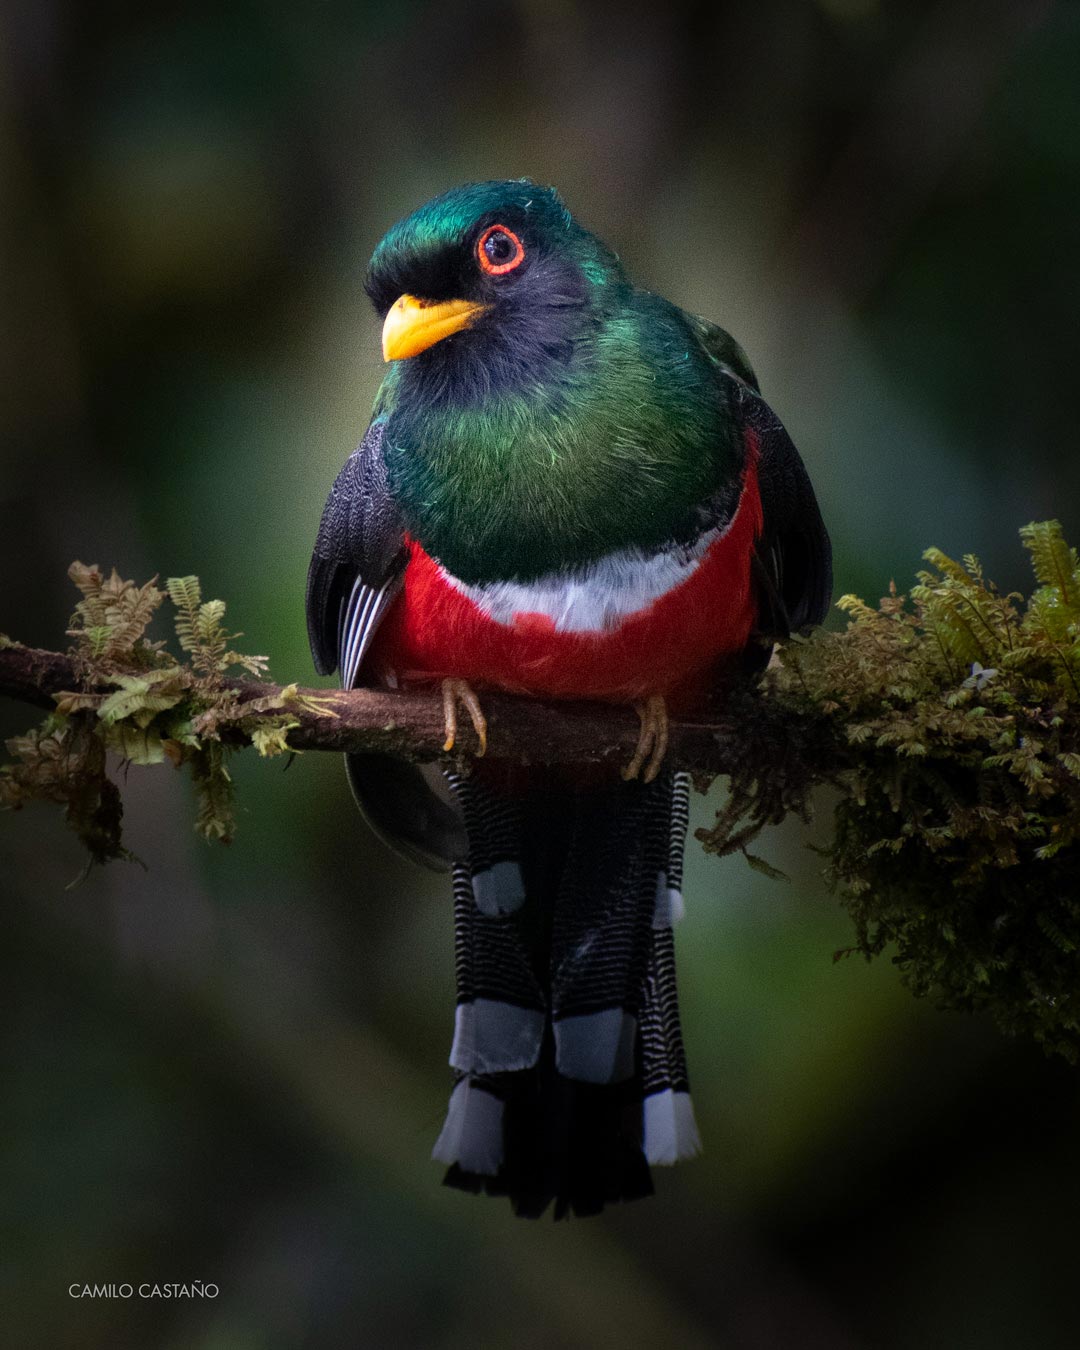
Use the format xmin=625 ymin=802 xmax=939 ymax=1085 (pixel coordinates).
xmin=441 ymin=678 xmax=488 ymax=756
xmin=622 ymin=694 xmax=669 ymax=784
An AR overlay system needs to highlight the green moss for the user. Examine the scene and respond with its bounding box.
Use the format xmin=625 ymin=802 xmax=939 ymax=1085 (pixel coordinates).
xmin=0 ymin=563 xmax=279 ymax=865
xmin=704 ymin=519 xmax=1080 ymax=1061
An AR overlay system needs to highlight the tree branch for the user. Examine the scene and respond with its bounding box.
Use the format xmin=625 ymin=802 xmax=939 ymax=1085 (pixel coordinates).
xmin=0 ymin=641 xmax=744 ymax=774
xmin=7 ymin=529 xmax=1080 ymax=1064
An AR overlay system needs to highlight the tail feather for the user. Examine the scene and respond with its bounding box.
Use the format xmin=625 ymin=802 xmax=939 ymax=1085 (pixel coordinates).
xmin=436 ymin=767 xmax=700 ymax=1218
xmin=445 ymin=778 xmax=546 ymax=1076
xmin=441 ymin=1036 xmax=655 ymax=1220
xmin=639 ymin=773 xmax=701 ymax=1165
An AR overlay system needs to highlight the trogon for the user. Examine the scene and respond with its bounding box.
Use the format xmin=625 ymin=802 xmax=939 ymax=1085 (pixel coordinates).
xmin=306 ymin=180 xmax=831 ymax=1219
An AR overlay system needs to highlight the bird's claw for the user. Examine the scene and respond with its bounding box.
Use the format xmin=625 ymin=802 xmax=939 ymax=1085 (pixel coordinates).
xmin=622 ymin=694 xmax=669 ymax=784
xmin=441 ymin=678 xmax=488 ymax=756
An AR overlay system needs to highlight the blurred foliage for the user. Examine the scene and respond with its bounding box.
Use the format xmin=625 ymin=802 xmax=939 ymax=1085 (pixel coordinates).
xmin=5 ymin=1 xmax=1080 ymax=1347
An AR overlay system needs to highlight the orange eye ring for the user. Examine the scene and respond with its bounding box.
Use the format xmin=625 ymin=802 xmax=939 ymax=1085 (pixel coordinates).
xmin=477 ymin=224 xmax=525 ymax=276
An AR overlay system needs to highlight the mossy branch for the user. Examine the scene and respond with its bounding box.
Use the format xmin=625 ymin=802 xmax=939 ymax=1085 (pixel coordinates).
xmin=5 ymin=528 xmax=1080 ymax=1063
xmin=0 ymin=636 xmax=760 ymax=771
xmin=0 ymin=563 xmax=803 ymax=855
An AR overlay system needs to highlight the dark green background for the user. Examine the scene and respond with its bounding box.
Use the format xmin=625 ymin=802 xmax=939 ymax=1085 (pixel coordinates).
xmin=3 ymin=1 xmax=1079 ymax=1346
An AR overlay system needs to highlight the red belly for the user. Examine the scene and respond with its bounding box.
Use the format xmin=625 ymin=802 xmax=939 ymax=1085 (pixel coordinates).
xmin=371 ymin=463 xmax=763 ymax=709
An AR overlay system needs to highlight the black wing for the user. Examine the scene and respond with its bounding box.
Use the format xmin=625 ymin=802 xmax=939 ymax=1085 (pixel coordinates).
xmin=306 ymin=419 xmax=467 ymax=870
xmin=730 ymin=379 xmax=833 ymax=639
xmin=685 ymin=310 xmax=831 ymax=638
xmin=305 ymin=420 xmax=406 ymax=687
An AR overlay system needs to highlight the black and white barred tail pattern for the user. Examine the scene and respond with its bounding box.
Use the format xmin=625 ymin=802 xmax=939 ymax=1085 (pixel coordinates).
xmin=432 ymin=767 xmax=700 ymax=1216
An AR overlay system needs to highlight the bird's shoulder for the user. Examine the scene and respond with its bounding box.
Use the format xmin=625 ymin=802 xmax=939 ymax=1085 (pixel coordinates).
xmin=305 ymin=418 xmax=406 ymax=678
xmin=681 ymin=311 xmax=760 ymax=393
xmin=639 ymin=295 xmax=833 ymax=637
xmin=627 ymin=291 xmax=759 ymax=393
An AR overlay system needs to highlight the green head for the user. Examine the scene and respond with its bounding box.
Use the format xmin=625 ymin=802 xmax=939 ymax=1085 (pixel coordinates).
xmin=363 ymin=181 xmax=743 ymax=583
xmin=365 ymin=180 xmax=626 ymax=398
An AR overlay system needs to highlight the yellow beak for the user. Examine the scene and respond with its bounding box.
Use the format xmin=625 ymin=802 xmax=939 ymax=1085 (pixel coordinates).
xmin=381 ymin=294 xmax=488 ymax=361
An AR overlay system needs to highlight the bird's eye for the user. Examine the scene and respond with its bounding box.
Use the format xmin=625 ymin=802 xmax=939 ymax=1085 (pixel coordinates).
xmin=477 ymin=224 xmax=525 ymax=276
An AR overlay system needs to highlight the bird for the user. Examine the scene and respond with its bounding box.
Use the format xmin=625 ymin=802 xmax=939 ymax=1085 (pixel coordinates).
xmin=306 ymin=180 xmax=831 ymax=1219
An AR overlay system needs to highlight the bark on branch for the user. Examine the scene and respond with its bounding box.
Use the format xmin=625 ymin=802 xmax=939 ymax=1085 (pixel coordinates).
xmin=0 ymin=642 xmax=743 ymax=775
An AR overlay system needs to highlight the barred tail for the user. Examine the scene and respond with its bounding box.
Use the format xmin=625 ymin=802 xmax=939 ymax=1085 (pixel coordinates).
xmin=432 ymin=767 xmax=700 ymax=1219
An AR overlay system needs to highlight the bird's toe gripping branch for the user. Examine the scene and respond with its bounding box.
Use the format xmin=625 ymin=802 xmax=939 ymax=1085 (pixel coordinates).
xmin=623 ymin=694 xmax=670 ymax=784
xmin=442 ymin=678 xmax=488 ymax=756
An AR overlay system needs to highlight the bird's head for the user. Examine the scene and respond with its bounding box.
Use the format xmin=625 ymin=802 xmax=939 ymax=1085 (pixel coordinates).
xmin=364 ymin=181 xmax=625 ymax=396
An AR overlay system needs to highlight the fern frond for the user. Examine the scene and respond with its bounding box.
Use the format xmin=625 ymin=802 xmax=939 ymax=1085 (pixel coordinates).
xmin=102 ymin=577 xmax=164 ymax=653
xmin=96 ymin=671 xmax=185 ymax=726
xmin=67 ymin=561 xmax=108 ymax=629
xmin=190 ymin=742 xmax=235 ymax=843
xmin=836 ymin=593 xmax=881 ymax=623
xmin=912 ymin=582 xmax=990 ymax=666
xmin=921 ymin=546 xmax=975 ymax=586
xmin=1021 ymin=520 xmax=1079 ymax=605
xmin=66 ymin=563 xmax=109 ymax=648
xmin=196 ymin=599 xmax=227 ymax=639
xmin=167 ymin=576 xmax=202 ymax=653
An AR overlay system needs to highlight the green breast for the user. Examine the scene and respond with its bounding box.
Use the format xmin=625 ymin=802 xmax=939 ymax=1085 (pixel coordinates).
xmin=381 ymin=294 xmax=744 ymax=584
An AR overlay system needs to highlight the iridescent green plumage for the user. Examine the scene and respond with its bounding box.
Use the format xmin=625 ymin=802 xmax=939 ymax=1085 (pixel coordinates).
xmin=365 ymin=180 xmax=754 ymax=583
